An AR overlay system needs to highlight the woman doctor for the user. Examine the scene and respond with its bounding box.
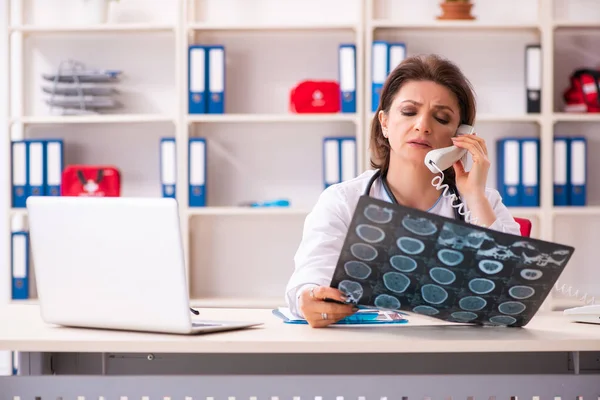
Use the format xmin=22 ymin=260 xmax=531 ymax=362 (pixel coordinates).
xmin=285 ymin=54 xmax=522 ymax=328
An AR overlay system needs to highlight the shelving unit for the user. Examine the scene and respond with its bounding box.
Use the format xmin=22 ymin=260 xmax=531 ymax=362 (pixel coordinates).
xmin=3 ymin=0 xmax=600 ymax=312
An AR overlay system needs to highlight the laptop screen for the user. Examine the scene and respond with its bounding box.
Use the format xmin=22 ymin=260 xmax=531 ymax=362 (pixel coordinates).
xmin=330 ymin=195 xmax=575 ymax=327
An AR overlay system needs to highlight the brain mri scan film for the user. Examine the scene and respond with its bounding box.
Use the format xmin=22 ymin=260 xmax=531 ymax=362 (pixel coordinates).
xmin=330 ymin=196 xmax=575 ymax=327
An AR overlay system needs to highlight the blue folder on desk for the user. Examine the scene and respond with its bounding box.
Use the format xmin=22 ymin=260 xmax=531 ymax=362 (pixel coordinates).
xmin=272 ymin=307 xmax=408 ymax=325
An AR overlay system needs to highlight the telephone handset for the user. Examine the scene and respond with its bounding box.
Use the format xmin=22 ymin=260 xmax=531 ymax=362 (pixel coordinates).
xmin=424 ymin=124 xmax=477 ymax=225
xmin=424 ymin=124 xmax=475 ymax=174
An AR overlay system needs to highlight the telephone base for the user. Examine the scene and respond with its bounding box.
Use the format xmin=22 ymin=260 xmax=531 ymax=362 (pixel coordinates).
xmin=563 ymin=305 xmax=600 ymax=325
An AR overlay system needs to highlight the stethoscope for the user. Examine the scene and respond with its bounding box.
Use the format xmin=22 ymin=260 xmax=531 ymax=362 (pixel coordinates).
xmin=364 ymin=169 xmax=465 ymax=222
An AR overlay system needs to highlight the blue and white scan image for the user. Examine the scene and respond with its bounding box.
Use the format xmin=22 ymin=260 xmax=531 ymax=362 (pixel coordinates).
xmin=330 ymin=196 xmax=575 ymax=327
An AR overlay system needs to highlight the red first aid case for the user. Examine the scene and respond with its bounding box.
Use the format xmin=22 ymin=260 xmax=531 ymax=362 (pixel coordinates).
xmin=61 ymin=165 xmax=121 ymax=197
xmin=289 ymin=80 xmax=341 ymax=113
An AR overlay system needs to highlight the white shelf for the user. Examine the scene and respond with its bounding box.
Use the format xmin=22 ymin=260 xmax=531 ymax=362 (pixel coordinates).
xmin=553 ymin=113 xmax=600 ymax=122
xmin=553 ymin=21 xmax=600 ymax=29
xmin=9 ymin=24 xmax=176 ymax=34
xmin=552 ymin=207 xmax=600 ymax=217
xmin=187 ymin=22 xmax=357 ymax=32
xmin=475 ymin=114 xmax=542 ymax=123
xmin=11 ymin=114 xmax=176 ymax=125
xmin=507 ymin=207 xmax=542 ymax=217
xmin=187 ymin=113 xmax=358 ymax=124
xmin=188 ymin=207 xmax=310 ymax=217
xmin=370 ymin=20 xmax=541 ymax=30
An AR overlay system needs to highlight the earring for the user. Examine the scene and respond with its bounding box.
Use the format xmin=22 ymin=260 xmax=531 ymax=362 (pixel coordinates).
xmin=382 ymin=128 xmax=388 ymax=138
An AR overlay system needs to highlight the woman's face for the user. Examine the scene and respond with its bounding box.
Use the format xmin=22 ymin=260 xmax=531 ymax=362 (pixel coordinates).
xmin=379 ymin=80 xmax=461 ymax=167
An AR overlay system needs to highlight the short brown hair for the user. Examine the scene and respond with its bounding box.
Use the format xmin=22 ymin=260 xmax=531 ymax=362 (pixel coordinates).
xmin=369 ymin=54 xmax=477 ymax=180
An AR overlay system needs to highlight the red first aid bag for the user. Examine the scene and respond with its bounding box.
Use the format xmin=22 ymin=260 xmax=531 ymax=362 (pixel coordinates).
xmin=289 ymin=80 xmax=341 ymax=113
xmin=61 ymin=165 xmax=121 ymax=197
xmin=563 ymin=69 xmax=600 ymax=113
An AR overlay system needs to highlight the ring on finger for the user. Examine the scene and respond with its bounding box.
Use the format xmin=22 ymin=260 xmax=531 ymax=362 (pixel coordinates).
xmin=310 ymin=287 xmax=316 ymax=299
xmin=321 ymin=312 xmax=328 ymax=320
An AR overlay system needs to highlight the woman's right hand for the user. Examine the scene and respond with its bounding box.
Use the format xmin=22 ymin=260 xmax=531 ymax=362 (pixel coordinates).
xmin=299 ymin=285 xmax=357 ymax=328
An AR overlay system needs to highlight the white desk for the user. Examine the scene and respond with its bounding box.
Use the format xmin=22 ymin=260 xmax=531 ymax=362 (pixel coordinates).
xmin=1 ymin=304 xmax=599 ymax=400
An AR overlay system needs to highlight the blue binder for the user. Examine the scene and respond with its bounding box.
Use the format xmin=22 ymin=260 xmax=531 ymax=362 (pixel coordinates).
xmin=188 ymin=45 xmax=207 ymax=114
xmin=26 ymin=139 xmax=46 ymax=198
xmin=322 ymin=136 xmax=356 ymax=189
xmin=12 ymin=352 xmax=18 ymax=375
xmin=496 ymin=138 xmax=521 ymax=207
xmin=371 ymin=41 xmax=389 ymax=112
xmin=11 ymin=230 xmax=29 ymax=300
xmin=207 ymin=45 xmax=225 ymax=114
xmin=569 ymin=136 xmax=587 ymax=206
xmin=553 ymin=136 xmax=569 ymax=206
xmin=388 ymin=42 xmax=406 ymax=73
xmin=520 ymin=137 xmax=540 ymax=207
xmin=338 ymin=43 xmax=356 ymax=113
xmin=45 ymin=139 xmax=64 ymax=196
xmin=188 ymin=138 xmax=207 ymax=207
xmin=323 ymin=137 xmax=340 ymax=188
xmin=11 ymin=140 xmax=27 ymax=208
xmin=339 ymin=136 xmax=357 ymax=183
xmin=160 ymin=138 xmax=177 ymax=198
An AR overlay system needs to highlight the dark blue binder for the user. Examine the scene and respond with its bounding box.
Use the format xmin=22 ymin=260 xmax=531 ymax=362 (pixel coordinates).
xmin=188 ymin=137 xmax=207 ymax=207
xmin=338 ymin=43 xmax=356 ymax=113
xmin=496 ymin=138 xmax=521 ymax=206
xmin=11 ymin=230 xmax=29 ymax=300
xmin=569 ymin=136 xmax=587 ymax=206
xmin=188 ymin=45 xmax=208 ymax=114
xmin=207 ymin=45 xmax=225 ymax=114
xmin=11 ymin=140 xmax=27 ymax=208
xmin=26 ymin=139 xmax=46 ymax=198
xmin=520 ymin=137 xmax=540 ymax=207
xmin=371 ymin=41 xmax=388 ymax=112
xmin=553 ymin=136 xmax=569 ymax=206
xmin=45 ymin=139 xmax=64 ymax=196
xmin=160 ymin=137 xmax=176 ymax=198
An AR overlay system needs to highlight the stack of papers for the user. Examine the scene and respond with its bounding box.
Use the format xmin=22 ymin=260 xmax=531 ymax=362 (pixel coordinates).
xmin=272 ymin=307 xmax=408 ymax=326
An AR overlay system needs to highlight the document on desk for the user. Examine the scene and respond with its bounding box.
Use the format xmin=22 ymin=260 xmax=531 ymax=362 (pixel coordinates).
xmin=272 ymin=307 xmax=408 ymax=326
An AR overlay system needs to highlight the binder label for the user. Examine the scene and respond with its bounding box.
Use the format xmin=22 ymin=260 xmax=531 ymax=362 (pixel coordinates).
xmin=554 ymin=140 xmax=567 ymax=185
xmin=571 ymin=140 xmax=586 ymax=185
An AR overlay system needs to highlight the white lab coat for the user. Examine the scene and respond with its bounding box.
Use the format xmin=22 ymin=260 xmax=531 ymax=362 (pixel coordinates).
xmin=285 ymin=169 xmax=522 ymax=318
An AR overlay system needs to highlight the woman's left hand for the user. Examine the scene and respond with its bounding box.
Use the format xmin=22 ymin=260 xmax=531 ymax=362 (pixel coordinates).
xmin=450 ymin=132 xmax=490 ymax=201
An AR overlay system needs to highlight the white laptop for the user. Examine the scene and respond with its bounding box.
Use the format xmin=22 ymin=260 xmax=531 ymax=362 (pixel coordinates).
xmin=25 ymin=196 xmax=263 ymax=335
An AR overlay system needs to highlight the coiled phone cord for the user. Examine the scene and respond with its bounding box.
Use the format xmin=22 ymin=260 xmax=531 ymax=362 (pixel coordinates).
xmin=554 ymin=282 xmax=598 ymax=306
xmin=428 ymin=160 xmax=483 ymax=228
